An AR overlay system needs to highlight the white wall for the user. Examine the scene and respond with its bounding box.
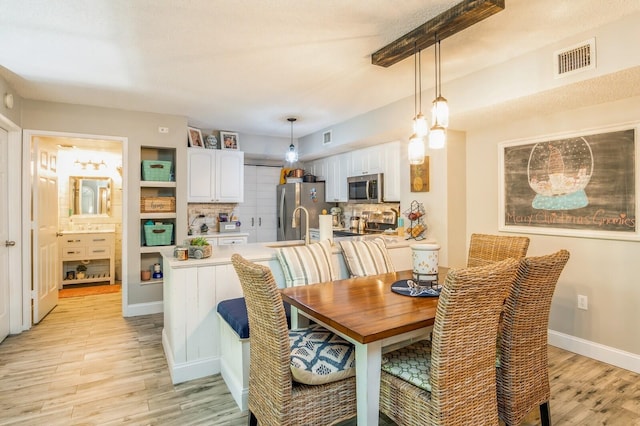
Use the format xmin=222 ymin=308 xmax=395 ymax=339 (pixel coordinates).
xmin=466 ymin=95 xmax=640 ymax=357
xmin=21 ymin=100 xmax=188 ymax=308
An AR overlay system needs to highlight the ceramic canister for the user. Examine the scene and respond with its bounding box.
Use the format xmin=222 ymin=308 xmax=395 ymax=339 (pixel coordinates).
xmin=411 ymin=243 xmax=441 ymax=278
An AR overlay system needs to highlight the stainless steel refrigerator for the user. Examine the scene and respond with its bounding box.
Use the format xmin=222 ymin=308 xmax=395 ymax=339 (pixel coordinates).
xmin=277 ymin=182 xmax=333 ymax=241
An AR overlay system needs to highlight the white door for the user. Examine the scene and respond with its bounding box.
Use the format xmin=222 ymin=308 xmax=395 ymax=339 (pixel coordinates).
xmin=255 ymin=166 xmax=280 ymax=242
xmin=32 ymin=141 xmax=59 ymax=323
xmin=0 ymin=128 xmax=10 ymax=342
xmin=238 ymin=165 xmax=258 ymax=243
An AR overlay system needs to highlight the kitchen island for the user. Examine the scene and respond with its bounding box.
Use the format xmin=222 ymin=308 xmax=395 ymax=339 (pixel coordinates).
xmin=160 ymin=235 xmax=416 ymax=402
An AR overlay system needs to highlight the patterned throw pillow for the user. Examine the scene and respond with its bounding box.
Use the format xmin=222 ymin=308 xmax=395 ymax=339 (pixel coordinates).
xmin=277 ymin=239 xmax=336 ymax=287
xmin=340 ymin=238 xmax=395 ymax=277
xmin=289 ymin=324 xmax=356 ymax=385
xmin=381 ymin=340 xmax=432 ymax=392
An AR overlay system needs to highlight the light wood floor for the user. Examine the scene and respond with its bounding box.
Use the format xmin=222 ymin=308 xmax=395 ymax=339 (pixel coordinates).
xmin=0 ymin=293 xmax=638 ymax=425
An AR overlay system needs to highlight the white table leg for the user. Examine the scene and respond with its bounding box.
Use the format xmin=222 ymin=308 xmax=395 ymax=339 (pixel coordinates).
xmin=289 ymin=306 xmax=309 ymax=329
xmin=355 ymin=340 xmax=382 ymax=426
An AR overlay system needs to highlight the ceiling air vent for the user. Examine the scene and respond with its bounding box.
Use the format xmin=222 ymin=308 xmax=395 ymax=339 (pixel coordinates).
xmin=554 ymin=38 xmax=596 ymax=78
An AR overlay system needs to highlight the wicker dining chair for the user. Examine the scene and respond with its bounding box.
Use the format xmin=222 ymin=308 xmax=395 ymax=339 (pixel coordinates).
xmin=379 ymin=257 xmax=520 ymax=426
xmin=467 ymin=233 xmax=530 ymax=268
xmin=230 ymin=254 xmax=357 ymax=426
xmin=497 ymin=249 xmax=570 ymax=426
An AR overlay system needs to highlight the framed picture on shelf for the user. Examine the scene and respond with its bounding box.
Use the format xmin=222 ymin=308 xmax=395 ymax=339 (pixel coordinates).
xmin=220 ymin=131 xmax=239 ymax=150
xmin=188 ymin=127 xmax=204 ymax=148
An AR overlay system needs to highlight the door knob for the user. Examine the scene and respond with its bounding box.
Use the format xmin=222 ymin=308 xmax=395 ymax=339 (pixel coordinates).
xmin=5 ymin=240 xmax=16 ymax=247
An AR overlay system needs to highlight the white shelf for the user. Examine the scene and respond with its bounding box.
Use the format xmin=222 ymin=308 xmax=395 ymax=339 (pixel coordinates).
xmin=140 ymin=245 xmax=175 ymax=254
xmin=141 ymin=212 xmax=177 ymax=220
xmin=141 ymin=180 xmax=176 ymax=188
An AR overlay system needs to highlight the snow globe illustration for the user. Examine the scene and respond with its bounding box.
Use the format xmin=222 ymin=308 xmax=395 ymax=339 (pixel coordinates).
xmin=527 ymin=137 xmax=593 ymax=210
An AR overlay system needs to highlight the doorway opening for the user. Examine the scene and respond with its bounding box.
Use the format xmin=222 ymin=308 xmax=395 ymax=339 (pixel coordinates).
xmin=26 ymin=132 xmax=125 ymax=323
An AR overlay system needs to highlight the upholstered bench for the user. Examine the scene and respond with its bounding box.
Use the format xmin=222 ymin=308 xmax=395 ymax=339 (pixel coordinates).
xmin=217 ymin=297 xmax=291 ymax=412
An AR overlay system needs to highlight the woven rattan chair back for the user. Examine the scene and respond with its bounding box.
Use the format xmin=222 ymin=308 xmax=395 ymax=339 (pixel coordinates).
xmin=231 ymin=254 xmax=357 ymax=426
xmin=380 ymin=257 xmax=520 ymax=426
xmin=467 ymin=233 xmax=530 ymax=268
xmin=497 ymin=250 xmax=570 ymax=426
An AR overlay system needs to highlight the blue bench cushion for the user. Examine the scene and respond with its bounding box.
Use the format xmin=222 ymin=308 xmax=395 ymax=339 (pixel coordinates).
xmin=217 ymin=297 xmax=291 ymax=339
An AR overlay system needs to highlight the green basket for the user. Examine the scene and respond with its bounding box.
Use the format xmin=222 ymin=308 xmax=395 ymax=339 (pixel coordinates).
xmin=144 ymin=224 xmax=173 ymax=246
xmin=142 ymin=160 xmax=172 ymax=181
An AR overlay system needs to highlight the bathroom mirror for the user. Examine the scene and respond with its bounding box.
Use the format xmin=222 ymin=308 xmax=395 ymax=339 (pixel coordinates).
xmin=69 ymin=176 xmax=112 ymax=216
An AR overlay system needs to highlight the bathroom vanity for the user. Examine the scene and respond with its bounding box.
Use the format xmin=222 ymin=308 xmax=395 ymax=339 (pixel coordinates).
xmin=59 ymin=230 xmax=116 ymax=287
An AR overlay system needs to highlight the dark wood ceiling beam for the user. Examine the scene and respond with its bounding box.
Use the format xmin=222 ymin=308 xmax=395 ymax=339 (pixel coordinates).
xmin=371 ymin=0 xmax=505 ymax=67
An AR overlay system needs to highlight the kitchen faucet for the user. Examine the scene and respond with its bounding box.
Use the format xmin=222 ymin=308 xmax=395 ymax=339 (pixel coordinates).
xmin=292 ymin=206 xmax=310 ymax=245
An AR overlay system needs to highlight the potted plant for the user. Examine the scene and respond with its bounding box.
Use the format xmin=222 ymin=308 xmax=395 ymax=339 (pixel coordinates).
xmin=76 ymin=264 xmax=88 ymax=279
xmin=186 ymin=237 xmax=212 ymax=259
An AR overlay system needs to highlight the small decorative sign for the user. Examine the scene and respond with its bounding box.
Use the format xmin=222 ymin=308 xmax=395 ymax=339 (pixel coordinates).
xmin=410 ymin=156 xmax=429 ymax=192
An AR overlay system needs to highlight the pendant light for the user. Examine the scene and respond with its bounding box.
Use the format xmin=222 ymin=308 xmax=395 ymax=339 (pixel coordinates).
xmin=430 ymin=37 xmax=448 ymax=149
xmin=408 ymin=44 xmax=426 ymax=165
xmin=285 ymin=117 xmax=298 ymax=163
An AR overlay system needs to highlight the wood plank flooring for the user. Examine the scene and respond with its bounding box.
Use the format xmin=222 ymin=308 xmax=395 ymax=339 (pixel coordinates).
xmin=0 ymin=292 xmax=638 ymax=425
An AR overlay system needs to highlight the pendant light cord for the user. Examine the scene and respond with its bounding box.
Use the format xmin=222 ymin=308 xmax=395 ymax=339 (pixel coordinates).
xmin=418 ymin=49 xmax=422 ymax=114
xmin=414 ymin=42 xmax=418 ymax=118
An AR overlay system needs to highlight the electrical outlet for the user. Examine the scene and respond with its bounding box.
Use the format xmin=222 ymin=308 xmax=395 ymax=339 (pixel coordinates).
xmin=158 ymin=127 xmax=169 ymax=133
xmin=577 ymin=294 xmax=588 ymax=310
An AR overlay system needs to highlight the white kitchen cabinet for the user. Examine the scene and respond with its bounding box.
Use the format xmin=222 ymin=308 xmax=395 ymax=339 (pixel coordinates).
xmin=187 ymin=148 xmax=244 ymax=203
xmin=238 ymin=165 xmax=280 ymax=243
xmin=350 ymin=144 xmax=384 ymax=176
xmin=308 ymin=158 xmax=328 ymax=181
xmin=382 ymin=141 xmax=401 ymax=202
xmin=325 ymin=152 xmax=350 ymax=202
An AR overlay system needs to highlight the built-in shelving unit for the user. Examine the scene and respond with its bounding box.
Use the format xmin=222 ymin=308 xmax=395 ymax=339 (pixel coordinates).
xmin=139 ymin=147 xmax=177 ymax=283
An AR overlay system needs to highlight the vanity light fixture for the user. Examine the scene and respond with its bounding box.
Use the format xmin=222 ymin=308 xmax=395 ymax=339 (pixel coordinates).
xmin=75 ymin=159 xmax=106 ymax=170
xmin=285 ymin=117 xmax=299 ymax=163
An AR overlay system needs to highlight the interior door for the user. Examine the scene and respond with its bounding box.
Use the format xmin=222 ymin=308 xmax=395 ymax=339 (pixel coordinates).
xmin=32 ymin=140 xmax=59 ymax=323
xmin=0 ymin=128 xmax=10 ymax=342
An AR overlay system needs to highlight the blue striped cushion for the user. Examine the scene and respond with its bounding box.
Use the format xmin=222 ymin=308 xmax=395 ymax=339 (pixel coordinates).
xmin=340 ymin=238 xmax=395 ymax=277
xmin=277 ymin=239 xmax=336 ymax=287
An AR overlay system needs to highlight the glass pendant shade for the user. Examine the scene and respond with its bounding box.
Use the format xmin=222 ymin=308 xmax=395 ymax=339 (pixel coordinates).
xmin=431 ymin=96 xmax=449 ymax=128
xmin=285 ymin=117 xmax=298 ymax=163
xmin=428 ymin=124 xmax=446 ymax=150
xmin=286 ymin=143 xmax=298 ymax=163
xmin=413 ymin=113 xmax=429 ymax=137
xmin=408 ymin=133 xmax=425 ymax=165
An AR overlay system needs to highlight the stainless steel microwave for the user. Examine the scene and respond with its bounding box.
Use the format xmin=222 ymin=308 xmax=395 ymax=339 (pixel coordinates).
xmin=347 ymin=173 xmax=384 ymax=203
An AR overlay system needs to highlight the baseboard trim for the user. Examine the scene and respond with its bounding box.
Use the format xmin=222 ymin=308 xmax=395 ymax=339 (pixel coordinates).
xmin=123 ymin=301 xmax=163 ymax=317
xmin=548 ymin=329 xmax=640 ymax=374
xmin=162 ymin=329 xmax=220 ymax=384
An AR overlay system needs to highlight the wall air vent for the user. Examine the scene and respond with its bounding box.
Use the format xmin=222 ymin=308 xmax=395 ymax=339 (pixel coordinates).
xmin=323 ymin=130 xmax=332 ymax=145
xmin=554 ymin=38 xmax=596 ymax=78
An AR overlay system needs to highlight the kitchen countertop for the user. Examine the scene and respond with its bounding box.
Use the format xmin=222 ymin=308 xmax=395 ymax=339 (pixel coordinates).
xmin=59 ymin=229 xmax=116 ymax=234
xmin=188 ymin=231 xmax=250 ymax=238
xmin=162 ymin=234 xmax=413 ymax=269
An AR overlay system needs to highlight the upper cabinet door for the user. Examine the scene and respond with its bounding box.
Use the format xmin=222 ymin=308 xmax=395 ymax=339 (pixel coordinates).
xmin=350 ymin=145 xmax=384 ymax=176
xmin=215 ymin=150 xmax=244 ymax=203
xmin=187 ymin=149 xmax=244 ymax=203
xmin=187 ymin=149 xmax=216 ymax=202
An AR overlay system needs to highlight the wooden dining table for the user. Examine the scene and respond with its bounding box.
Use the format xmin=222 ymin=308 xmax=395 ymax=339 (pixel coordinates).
xmin=280 ymin=268 xmax=448 ymax=426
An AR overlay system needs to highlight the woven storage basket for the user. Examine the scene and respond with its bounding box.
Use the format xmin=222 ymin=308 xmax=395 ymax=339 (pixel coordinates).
xmin=142 ymin=160 xmax=172 ymax=181
xmin=144 ymin=224 xmax=173 ymax=246
xmin=140 ymin=197 xmax=176 ymax=213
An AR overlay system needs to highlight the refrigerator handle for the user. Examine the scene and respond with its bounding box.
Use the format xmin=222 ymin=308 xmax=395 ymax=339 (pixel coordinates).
xmin=278 ymin=187 xmax=286 ymax=240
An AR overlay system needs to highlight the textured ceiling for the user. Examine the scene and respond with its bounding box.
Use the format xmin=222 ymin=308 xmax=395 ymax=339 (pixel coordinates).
xmin=1 ymin=0 xmax=639 ymax=138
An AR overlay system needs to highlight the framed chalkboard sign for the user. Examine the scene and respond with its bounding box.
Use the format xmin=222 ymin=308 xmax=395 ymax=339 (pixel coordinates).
xmin=498 ymin=124 xmax=638 ymax=240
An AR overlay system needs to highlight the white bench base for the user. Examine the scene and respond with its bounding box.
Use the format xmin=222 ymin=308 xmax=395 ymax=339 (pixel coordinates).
xmin=218 ymin=313 xmax=250 ymax=412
